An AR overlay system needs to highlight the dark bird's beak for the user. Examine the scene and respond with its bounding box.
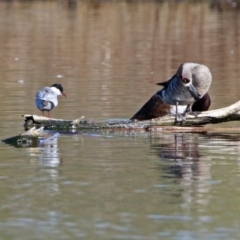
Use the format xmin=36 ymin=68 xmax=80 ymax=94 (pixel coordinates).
xmin=62 ymin=92 xmax=67 ymax=97
xmin=187 ymin=83 xmax=201 ymax=101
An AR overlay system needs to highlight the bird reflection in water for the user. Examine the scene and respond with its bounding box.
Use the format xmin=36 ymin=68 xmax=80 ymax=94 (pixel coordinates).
xmin=151 ymin=132 xmax=240 ymax=208
xmin=26 ymin=135 xmax=62 ymax=169
xmin=151 ymin=133 xmax=212 ymax=207
xmin=151 ymin=133 xmax=211 ymax=181
xmin=37 ymin=136 xmax=62 ymax=168
xmin=25 ymin=135 xmax=62 ymax=195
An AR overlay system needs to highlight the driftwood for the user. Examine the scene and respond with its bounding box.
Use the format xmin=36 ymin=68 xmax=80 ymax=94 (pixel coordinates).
xmin=22 ymin=101 xmax=240 ymax=131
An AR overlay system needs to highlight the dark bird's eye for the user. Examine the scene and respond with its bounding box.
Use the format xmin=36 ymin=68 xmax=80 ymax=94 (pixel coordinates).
xmin=181 ymin=78 xmax=190 ymax=84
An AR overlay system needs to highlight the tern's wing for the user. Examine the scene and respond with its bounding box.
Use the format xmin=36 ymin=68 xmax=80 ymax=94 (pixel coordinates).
xmin=36 ymin=87 xmax=58 ymax=106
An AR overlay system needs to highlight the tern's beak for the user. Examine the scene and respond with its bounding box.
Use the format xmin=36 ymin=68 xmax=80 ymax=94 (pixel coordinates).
xmin=187 ymin=83 xmax=201 ymax=101
xmin=62 ymin=92 xmax=67 ymax=97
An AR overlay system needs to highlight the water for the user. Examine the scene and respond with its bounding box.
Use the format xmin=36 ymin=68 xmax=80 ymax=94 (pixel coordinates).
xmin=1 ymin=1 xmax=240 ymax=239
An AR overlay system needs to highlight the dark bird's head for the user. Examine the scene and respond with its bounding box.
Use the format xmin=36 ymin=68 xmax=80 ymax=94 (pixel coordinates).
xmin=176 ymin=63 xmax=212 ymax=100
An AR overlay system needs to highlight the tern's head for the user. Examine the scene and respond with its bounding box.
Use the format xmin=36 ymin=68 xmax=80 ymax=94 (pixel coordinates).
xmin=51 ymin=83 xmax=67 ymax=97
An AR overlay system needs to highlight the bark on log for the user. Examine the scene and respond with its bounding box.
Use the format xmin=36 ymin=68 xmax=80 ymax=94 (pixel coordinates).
xmin=22 ymin=101 xmax=240 ymax=131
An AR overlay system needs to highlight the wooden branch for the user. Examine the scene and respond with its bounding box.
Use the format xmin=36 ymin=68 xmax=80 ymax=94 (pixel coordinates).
xmin=22 ymin=101 xmax=240 ymax=131
xmin=150 ymin=100 xmax=240 ymax=127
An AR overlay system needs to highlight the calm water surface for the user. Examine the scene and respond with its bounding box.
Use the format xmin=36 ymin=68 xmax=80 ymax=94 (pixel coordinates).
xmin=0 ymin=1 xmax=240 ymax=239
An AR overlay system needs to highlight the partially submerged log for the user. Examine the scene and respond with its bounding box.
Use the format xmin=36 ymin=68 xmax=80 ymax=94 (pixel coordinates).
xmin=22 ymin=101 xmax=240 ymax=131
xmin=2 ymin=127 xmax=59 ymax=147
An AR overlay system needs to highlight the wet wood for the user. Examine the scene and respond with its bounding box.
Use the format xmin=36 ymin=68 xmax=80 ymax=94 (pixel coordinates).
xmin=22 ymin=101 xmax=240 ymax=131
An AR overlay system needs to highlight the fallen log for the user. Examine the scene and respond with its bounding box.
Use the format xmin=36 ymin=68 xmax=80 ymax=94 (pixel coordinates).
xmin=23 ymin=115 xmax=75 ymax=130
xmin=22 ymin=100 xmax=240 ymax=131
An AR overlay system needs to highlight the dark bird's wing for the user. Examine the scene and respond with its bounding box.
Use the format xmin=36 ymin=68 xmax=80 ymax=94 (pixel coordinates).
xmin=191 ymin=92 xmax=211 ymax=112
xmin=130 ymin=93 xmax=171 ymax=121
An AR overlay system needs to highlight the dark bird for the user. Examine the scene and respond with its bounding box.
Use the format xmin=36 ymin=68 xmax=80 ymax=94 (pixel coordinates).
xmin=131 ymin=63 xmax=212 ymax=121
xmin=35 ymin=83 xmax=67 ymax=118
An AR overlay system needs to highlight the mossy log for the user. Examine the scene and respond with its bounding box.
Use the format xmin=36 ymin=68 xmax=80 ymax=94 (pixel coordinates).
xmin=22 ymin=101 xmax=240 ymax=131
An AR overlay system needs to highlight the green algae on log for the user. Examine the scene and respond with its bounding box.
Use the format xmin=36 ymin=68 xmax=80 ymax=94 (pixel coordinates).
xmin=22 ymin=101 xmax=240 ymax=131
